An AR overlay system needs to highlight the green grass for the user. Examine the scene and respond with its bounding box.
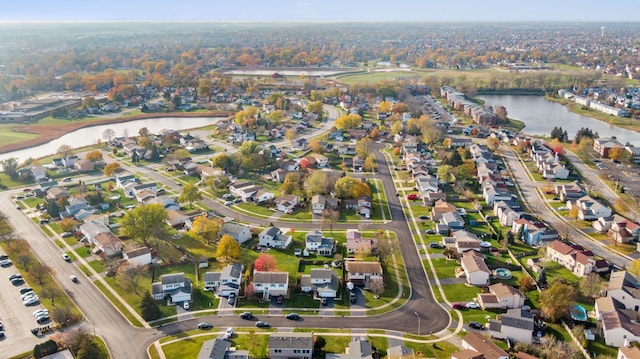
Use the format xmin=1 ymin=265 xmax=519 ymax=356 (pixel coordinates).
xmin=161 ymin=334 xmax=217 ymax=358
xmin=429 ymin=258 xmax=459 ymax=279
xmin=148 ymin=343 xmax=161 ymax=359
xmin=235 ymin=203 xmax=275 ymax=217
xmin=440 ymin=284 xmax=482 ymax=303
xmin=93 ymin=279 xmax=144 ymax=327
xmin=0 ymin=124 xmax=39 ymax=148
xmin=403 ymin=337 xmax=459 ymax=358
xmin=172 ymin=234 xmax=215 ymax=260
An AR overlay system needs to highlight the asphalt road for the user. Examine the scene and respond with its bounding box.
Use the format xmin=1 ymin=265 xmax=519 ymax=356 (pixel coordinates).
xmin=501 ymin=146 xmax=632 ymax=268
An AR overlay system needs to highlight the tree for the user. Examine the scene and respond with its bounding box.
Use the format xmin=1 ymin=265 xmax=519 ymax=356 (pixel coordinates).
xmin=368 ymin=277 xmax=385 ymax=298
xmin=57 ymin=145 xmax=74 ymax=167
xmin=581 ymin=273 xmax=605 ymax=299
xmin=314 ymin=336 xmax=327 ymax=351
xmin=189 ymin=215 xmax=223 ymax=244
xmin=363 ymin=156 xmax=376 ymax=172
xmin=59 ymin=217 xmax=77 ymax=233
xmin=51 ymin=306 xmax=74 ymax=326
xmin=334 ymin=114 xmax=362 ymax=130
xmin=40 ymin=285 xmax=61 ymax=306
xmin=354 ymin=241 xmax=372 ymax=260
xmin=32 ymin=264 xmax=53 ymax=285
xmin=281 ymin=172 xmax=302 ymax=195
xmin=76 ymin=338 xmax=106 ymax=359
xmin=120 ymin=203 xmax=168 ymax=245
xmin=118 ymin=264 xmax=146 ymax=296
xmin=285 ymin=128 xmax=297 ymax=147
xmin=322 ymin=209 xmax=339 ymax=234
xmin=17 ymin=253 xmax=33 ymax=270
xmin=140 ymin=291 xmax=162 ymax=321
xmin=1 ymin=157 xmax=19 ymax=178
xmin=309 ymin=139 xmax=324 ymax=154
xmin=85 ymin=150 xmax=103 ymax=162
xmin=179 ymin=183 xmax=202 ymax=209
xmin=567 ymin=205 xmax=579 ymax=221
xmin=254 ymin=254 xmax=277 ymax=272
xmin=198 ymin=78 xmax=212 ymax=100
xmin=536 ymin=268 xmax=547 ymax=287
xmin=629 ymin=259 xmax=640 ymax=277
xmin=305 ymin=170 xmax=328 ymax=196
xmin=518 ymin=275 xmax=535 ymax=292
xmin=486 ymin=137 xmax=501 ymax=152
xmin=307 ymin=101 xmax=323 ymax=115
xmin=212 ymin=153 xmax=233 ymax=172
xmin=334 ymin=177 xmax=371 ymax=199
xmin=103 ymin=162 xmax=121 ymax=176
xmin=494 ymin=105 xmax=508 ymax=122
xmin=539 ymin=280 xmax=576 ymax=322
xmin=356 ymin=137 xmax=372 ymax=158
xmin=375 ymin=233 xmax=392 ymax=265
xmin=33 ymin=339 xmax=59 ymax=358
xmin=216 ymin=234 xmax=241 ymax=260
xmin=102 ymin=128 xmax=115 ymax=144
xmin=378 ymin=101 xmax=393 ymax=114
xmin=437 ymin=164 xmax=453 ymax=183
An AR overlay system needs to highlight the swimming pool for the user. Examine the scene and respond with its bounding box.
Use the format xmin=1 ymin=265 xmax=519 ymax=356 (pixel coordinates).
xmin=495 ymin=268 xmax=512 ymax=280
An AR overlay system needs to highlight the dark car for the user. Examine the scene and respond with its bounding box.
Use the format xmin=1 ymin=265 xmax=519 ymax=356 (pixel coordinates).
xmin=429 ymin=242 xmax=443 ymax=248
xmin=8 ymin=274 xmax=22 ymax=281
xmin=239 ymin=312 xmax=253 ymax=320
xmin=452 ymin=302 xmax=465 ymax=309
xmin=419 ymin=215 xmax=429 ymax=220
xmin=285 ymin=313 xmax=300 ymax=320
xmin=321 ymin=297 xmax=328 ymax=306
xmin=469 ymin=321 xmax=485 ymax=330
xmin=20 ymin=287 xmax=34 ymax=295
xmin=255 ymin=321 xmax=270 ymax=328
xmin=11 ymin=278 xmax=25 ymax=286
xmin=276 ymin=295 xmax=284 ymax=305
xmin=198 ymin=322 xmax=213 ymax=329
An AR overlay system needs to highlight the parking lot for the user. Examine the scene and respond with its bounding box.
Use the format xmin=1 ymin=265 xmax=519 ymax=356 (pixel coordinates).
xmin=0 ymin=256 xmax=52 ymax=349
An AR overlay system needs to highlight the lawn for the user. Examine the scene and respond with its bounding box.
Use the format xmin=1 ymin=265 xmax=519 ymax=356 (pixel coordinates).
xmin=161 ymin=334 xmax=218 ymax=359
xmin=403 ymin=337 xmax=459 ymax=358
xmin=430 ymin=258 xmax=459 ymax=279
xmin=235 ymin=203 xmax=275 ymax=217
xmin=440 ymin=283 xmax=482 ymax=303
xmin=172 ymin=234 xmax=215 ymax=260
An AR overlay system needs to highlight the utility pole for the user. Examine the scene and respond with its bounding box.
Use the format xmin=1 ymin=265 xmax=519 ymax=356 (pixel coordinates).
xmin=414 ymin=311 xmax=421 ymax=336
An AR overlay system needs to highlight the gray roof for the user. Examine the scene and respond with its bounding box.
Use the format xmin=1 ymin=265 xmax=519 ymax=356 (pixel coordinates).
xmin=204 ymin=272 xmax=221 ymax=283
xmin=310 ymin=268 xmax=334 ymax=281
xmin=261 ymin=226 xmax=281 ymax=238
xmin=253 ymin=271 xmax=288 ymax=284
xmin=387 ymin=345 xmax=414 ymax=359
xmin=268 ymin=333 xmax=313 ymax=349
xmin=501 ymin=309 xmax=534 ymax=330
xmin=162 ymin=273 xmax=185 ymax=285
xmin=221 ymin=263 xmax=244 ymax=280
xmin=197 ymin=339 xmax=228 ymax=359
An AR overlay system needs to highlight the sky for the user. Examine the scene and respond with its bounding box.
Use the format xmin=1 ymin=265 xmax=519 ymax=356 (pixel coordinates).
xmin=1 ymin=0 xmax=638 ymax=22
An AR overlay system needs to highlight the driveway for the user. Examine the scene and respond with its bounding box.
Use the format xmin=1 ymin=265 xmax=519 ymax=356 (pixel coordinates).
xmin=349 ymin=289 xmax=366 ymax=317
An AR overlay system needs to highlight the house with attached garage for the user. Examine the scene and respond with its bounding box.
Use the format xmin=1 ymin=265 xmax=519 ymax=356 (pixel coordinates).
xmin=93 ymin=232 xmax=124 ymax=256
xmin=567 ymin=195 xmax=612 ymax=221
xmin=252 ymin=271 xmax=289 ymax=300
xmin=345 ymin=261 xmax=383 ymax=288
xmin=488 ymin=308 xmax=535 ymax=344
xmin=259 ymin=226 xmax=292 ymax=249
xmin=460 ymin=251 xmax=490 ymax=287
xmin=453 ymin=332 xmax=509 ymax=359
xmin=274 ymin=195 xmax=299 ymax=214
xmin=268 ymin=333 xmax=313 ymax=359
xmin=123 ymin=246 xmax=152 ymax=266
xmin=300 ymin=268 xmax=339 ymax=298
xmin=203 ymin=263 xmax=244 ymax=296
xmin=151 ymin=272 xmax=192 ymax=303
xmin=546 ymin=240 xmax=608 ymax=277
xmin=476 ymin=283 xmax=526 ymax=309
xmin=79 ymin=218 xmax=112 ymax=244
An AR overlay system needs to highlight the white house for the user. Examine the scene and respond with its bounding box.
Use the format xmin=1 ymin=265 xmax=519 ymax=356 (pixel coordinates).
xmin=300 ymin=268 xmax=339 ymax=298
xmin=268 ymin=333 xmax=313 ymax=359
xmin=460 ymin=251 xmax=490 ymax=287
xmin=344 ymin=261 xmax=383 ymax=288
xmin=546 ymin=240 xmax=598 ymax=277
xmin=93 ymin=232 xmax=124 ymax=256
xmin=477 ymin=283 xmax=525 ymax=309
xmin=220 ymin=222 xmax=252 ymax=244
xmin=489 ymin=309 xmax=534 ymax=344
xmin=252 ymin=271 xmax=289 ymax=300
xmin=568 ymin=195 xmax=612 ymax=221
xmin=308 ymin=153 xmax=328 ymax=167
xmin=151 ymin=273 xmax=192 ymax=304
xmin=253 ymin=189 xmax=275 ymax=204
xmin=305 ymin=230 xmax=335 ymax=256
xmin=203 ymin=263 xmax=244 ymax=296
xmin=274 ymin=195 xmax=299 ymax=214
xmin=455 ymin=332 xmax=509 ymax=359
xmin=123 ymin=246 xmax=152 ymax=266
xmin=607 ymin=271 xmax=640 ymax=312
xmin=258 ymin=226 xmax=292 ymax=249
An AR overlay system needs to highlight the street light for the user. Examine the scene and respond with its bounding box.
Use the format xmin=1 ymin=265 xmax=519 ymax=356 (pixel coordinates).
xmin=414 ymin=311 xmax=421 ymax=336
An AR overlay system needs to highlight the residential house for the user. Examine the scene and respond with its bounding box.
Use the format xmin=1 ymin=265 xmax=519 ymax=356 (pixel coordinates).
xmin=203 ymin=263 xmax=244 ymax=296
xmin=460 ymin=251 xmax=490 ymax=287
xmin=386 ymin=345 xmax=415 ymax=359
xmin=274 ymin=195 xmax=299 ymax=214
xmin=345 ymin=261 xmax=383 ymax=288
xmin=607 ymin=271 xmax=640 ymax=312
xmin=415 ymin=175 xmax=439 ymax=198
xmin=151 ymin=272 xmax=192 ymax=303
xmin=308 ymin=153 xmax=328 ymax=168
xmin=483 ymin=182 xmax=511 ymax=206
xmin=46 ymin=186 xmax=69 ymax=201
xmin=93 ymin=232 xmax=124 ymax=256
xmin=305 ymin=230 xmax=335 ymax=256
xmin=599 ymin=298 xmax=640 ymax=347
xmin=618 ymin=346 xmax=640 ymax=359
xmin=326 ymin=339 xmax=375 ymax=359
xmin=546 ymin=240 xmax=602 ymax=277
xmin=197 ymin=338 xmax=249 ymax=359
xmin=311 ymin=194 xmax=326 ymax=215
xmin=59 ymin=197 xmax=96 ymax=220
xmin=166 ymin=209 xmax=189 ymax=228
xmin=229 ymin=182 xmax=261 ymax=202
xmin=252 ymin=271 xmax=289 ymax=300
xmin=258 ymin=226 xmax=292 ymax=249
xmin=268 ymin=333 xmax=313 ymax=359
xmin=440 ymin=212 xmax=465 ymax=230
xmin=220 ymin=222 xmax=252 ymax=244
xmin=444 ymin=230 xmax=483 ymax=254
xmin=593 ymin=215 xmax=640 ymax=244
xmin=79 ymin=218 xmax=111 ymax=244
xmin=270 ymin=169 xmax=289 ymax=183
xmin=493 ymin=200 xmax=522 ymax=227
xmin=300 ymin=268 xmax=339 ymax=298
xmin=477 ymin=283 xmax=526 ymax=309
xmin=555 ymin=183 xmax=586 ymax=202
xmin=346 ymin=229 xmax=375 ymax=256
xmin=123 ymin=246 xmax=152 ymax=266
xmin=352 ymin=155 xmax=364 ymax=172
xmin=568 ymin=195 xmax=612 ymax=221
xmin=489 ymin=309 xmax=534 ymax=344
xmin=18 ymin=164 xmax=48 ymax=182
xmin=453 ymin=332 xmax=509 ymax=359
xmin=431 ymin=200 xmax=457 ymax=221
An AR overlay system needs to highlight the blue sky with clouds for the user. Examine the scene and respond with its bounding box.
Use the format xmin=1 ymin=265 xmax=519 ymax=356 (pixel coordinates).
xmin=2 ymin=0 xmax=638 ymax=22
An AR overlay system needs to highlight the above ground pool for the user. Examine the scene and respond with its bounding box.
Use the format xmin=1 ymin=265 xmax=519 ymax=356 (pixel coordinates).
xmin=494 ymin=268 xmax=512 ymax=280
xmin=571 ymin=304 xmax=588 ymax=321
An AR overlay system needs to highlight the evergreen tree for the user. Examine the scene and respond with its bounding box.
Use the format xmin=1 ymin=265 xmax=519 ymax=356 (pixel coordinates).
xmin=140 ymin=291 xmax=162 ymax=321
xmin=47 ymin=200 xmax=60 ymax=218
xmin=536 ymin=268 xmax=547 ymax=288
xmin=76 ymin=339 xmax=105 ymax=359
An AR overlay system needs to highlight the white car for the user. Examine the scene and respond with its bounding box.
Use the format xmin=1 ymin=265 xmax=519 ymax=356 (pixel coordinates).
xmin=558 ymin=206 xmax=568 ymax=211
xmin=465 ymin=302 xmax=480 ymax=309
xmin=33 ymin=309 xmax=49 ymax=318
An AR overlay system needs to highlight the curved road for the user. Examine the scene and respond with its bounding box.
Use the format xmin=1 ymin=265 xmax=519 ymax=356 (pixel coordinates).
xmin=0 ymin=109 xmax=449 ymax=357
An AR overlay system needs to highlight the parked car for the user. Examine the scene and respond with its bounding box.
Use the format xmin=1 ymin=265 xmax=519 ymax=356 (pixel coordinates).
xmin=419 ymin=215 xmax=429 ymax=220
xmin=285 ymin=313 xmax=300 ymax=320
xmin=183 ymin=301 xmax=190 ymax=310
xmin=255 ymin=321 xmax=270 ymax=328
xmin=61 ymin=232 xmax=74 ymax=238
xmin=426 ymin=230 xmax=437 ymax=235
xmin=429 ymin=241 xmax=444 ymax=248
xmin=350 ymin=291 xmax=357 ymax=303
xmin=197 ymin=322 xmax=213 ymax=329
xmin=321 ymin=298 xmax=328 ymax=306
xmin=20 ymin=287 xmax=34 ymax=295
xmin=465 ymin=302 xmax=480 ymax=309
xmin=407 ymin=194 xmax=419 ymax=201
xmin=276 ymin=295 xmax=284 ymax=305
xmin=8 ymin=274 xmax=22 ymax=281
xmin=469 ymin=321 xmax=485 ymax=330
xmin=452 ymin=302 xmax=465 ymax=309
xmin=0 ymin=259 xmax=12 ymax=267
xmin=228 ymin=293 xmax=236 ymax=305
xmin=223 ymin=327 xmax=234 ymax=339
xmin=224 ymin=201 xmax=233 ymax=206
xmin=239 ymin=312 xmax=253 ymax=320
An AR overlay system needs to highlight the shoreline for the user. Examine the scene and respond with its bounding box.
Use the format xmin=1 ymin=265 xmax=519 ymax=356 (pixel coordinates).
xmin=0 ymin=111 xmax=233 ymax=155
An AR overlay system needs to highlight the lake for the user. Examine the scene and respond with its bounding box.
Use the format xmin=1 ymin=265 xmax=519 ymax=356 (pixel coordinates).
xmin=0 ymin=116 xmax=224 ymax=163
xmin=477 ymin=95 xmax=638 ymax=146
